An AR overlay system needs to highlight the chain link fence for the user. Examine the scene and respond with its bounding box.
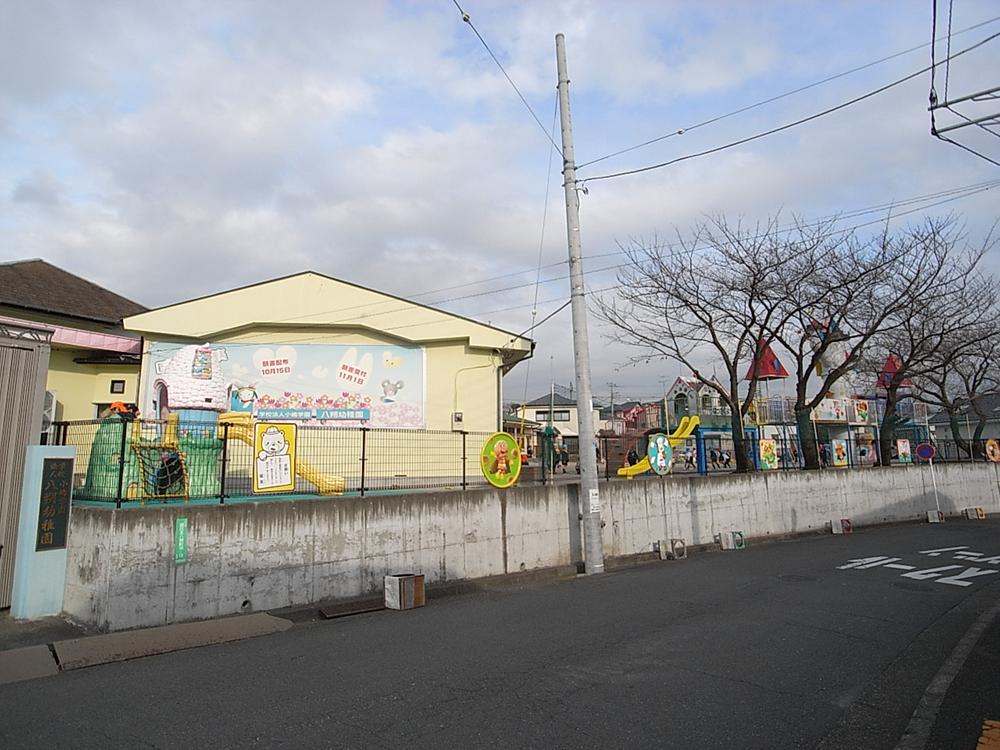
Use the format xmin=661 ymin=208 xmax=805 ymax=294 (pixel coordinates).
xmin=55 ymin=417 xmax=500 ymax=506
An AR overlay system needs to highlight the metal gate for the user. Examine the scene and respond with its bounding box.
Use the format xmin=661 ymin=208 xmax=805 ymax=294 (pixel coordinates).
xmin=0 ymin=322 xmax=52 ymax=608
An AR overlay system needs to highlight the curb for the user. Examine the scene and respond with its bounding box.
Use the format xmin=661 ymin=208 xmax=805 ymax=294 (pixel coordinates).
xmin=52 ymin=612 xmax=293 ymax=671
xmin=0 ymin=613 xmax=292 ymax=685
xmin=0 ymin=645 xmax=60 ymax=686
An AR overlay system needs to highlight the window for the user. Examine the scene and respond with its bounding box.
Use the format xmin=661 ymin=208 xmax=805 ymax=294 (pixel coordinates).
xmin=535 ymin=410 xmax=571 ymax=422
xmin=110 ymin=379 xmax=126 ymax=394
xmin=701 ymin=394 xmax=713 ymax=411
xmin=94 ymin=403 xmax=112 ymax=418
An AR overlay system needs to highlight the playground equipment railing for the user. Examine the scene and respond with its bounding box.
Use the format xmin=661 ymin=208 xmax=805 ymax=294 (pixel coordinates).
xmin=53 ymin=418 xmax=503 ymax=506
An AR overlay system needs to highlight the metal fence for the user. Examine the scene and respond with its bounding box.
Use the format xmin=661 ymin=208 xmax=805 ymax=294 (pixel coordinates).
xmin=54 ymin=417 xmax=499 ymax=506
xmin=54 ymin=417 xmax=1000 ymax=507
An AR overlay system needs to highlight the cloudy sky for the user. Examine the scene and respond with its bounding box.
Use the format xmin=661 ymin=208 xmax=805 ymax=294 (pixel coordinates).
xmin=3 ymin=0 xmax=999 ymax=406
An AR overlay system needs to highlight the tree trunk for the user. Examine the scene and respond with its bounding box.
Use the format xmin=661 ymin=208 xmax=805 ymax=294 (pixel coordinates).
xmin=731 ymin=409 xmax=750 ymax=472
xmin=796 ymin=407 xmax=819 ymax=469
xmin=948 ymin=415 xmax=972 ymax=458
xmin=973 ymin=418 xmax=987 ymax=459
xmin=877 ymin=388 xmax=899 ymax=467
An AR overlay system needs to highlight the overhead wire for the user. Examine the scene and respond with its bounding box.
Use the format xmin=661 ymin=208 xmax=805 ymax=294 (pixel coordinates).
xmin=450 ymin=0 xmax=563 ymax=156
xmin=576 ymin=14 xmax=1000 ymax=170
xmin=249 ymin=178 xmax=1000 ymax=331
xmin=945 ymin=0 xmax=955 ymax=102
xmin=142 ymin=177 xmax=1000 ymax=363
xmin=579 ymin=32 xmax=1000 ymax=184
xmin=521 ymin=92 xmax=561 ymax=430
xmin=141 ymin=177 xmax=998 ymax=358
xmin=928 ymin=10 xmax=1000 ymax=166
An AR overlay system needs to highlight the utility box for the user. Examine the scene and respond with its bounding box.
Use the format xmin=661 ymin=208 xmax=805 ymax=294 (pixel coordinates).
xmin=384 ymin=573 xmax=426 ymax=610
xmin=719 ymin=531 xmax=746 ymax=550
xmin=831 ymin=518 xmax=853 ymax=535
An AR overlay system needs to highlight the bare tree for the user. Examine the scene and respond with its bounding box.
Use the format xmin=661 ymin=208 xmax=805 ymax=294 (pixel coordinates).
xmin=864 ymin=219 xmax=998 ymax=463
xmin=769 ymin=218 xmax=972 ymax=469
xmin=915 ymin=332 xmax=1000 ymax=457
xmin=596 ymin=217 xmax=826 ymax=473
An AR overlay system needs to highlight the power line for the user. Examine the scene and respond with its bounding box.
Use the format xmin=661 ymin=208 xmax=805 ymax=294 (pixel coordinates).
xmin=522 ymin=92 xmax=562 ymax=408
xmin=450 ymin=0 xmax=563 ymax=156
xmin=142 ymin=178 xmax=1000 ymax=361
xmin=580 ymin=178 xmax=1000 ymax=262
xmin=945 ymin=0 xmax=955 ymax=102
xmin=576 ymin=14 xmax=1000 ymax=170
xmin=934 ymin=133 xmax=1000 ymax=167
xmin=579 ymin=32 xmax=1000 ymax=184
xmin=259 ymin=177 xmax=999 ymax=330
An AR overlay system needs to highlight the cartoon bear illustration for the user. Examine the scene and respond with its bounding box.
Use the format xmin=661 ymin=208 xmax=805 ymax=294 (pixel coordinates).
xmin=381 ymin=379 xmax=404 ymax=403
xmin=258 ymin=426 xmax=289 ymax=460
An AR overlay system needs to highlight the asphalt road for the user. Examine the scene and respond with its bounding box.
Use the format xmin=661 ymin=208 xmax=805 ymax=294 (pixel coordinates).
xmin=3 ymin=520 xmax=999 ymax=749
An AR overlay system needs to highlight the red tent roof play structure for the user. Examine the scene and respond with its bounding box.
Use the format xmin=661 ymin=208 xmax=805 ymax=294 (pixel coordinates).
xmin=876 ymin=354 xmax=912 ymax=388
xmin=745 ymin=341 xmax=789 ymax=381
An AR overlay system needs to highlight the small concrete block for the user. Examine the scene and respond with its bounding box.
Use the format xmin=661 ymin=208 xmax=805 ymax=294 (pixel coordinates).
xmin=0 ymin=645 xmax=59 ymax=685
xmin=964 ymin=507 xmax=987 ymax=520
xmin=384 ymin=573 xmax=425 ymax=610
xmin=927 ymin=510 xmax=944 ymax=524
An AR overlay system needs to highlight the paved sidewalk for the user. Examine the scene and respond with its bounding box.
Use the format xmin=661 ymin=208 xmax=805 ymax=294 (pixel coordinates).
xmin=926 ymin=605 xmax=1000 ymax=749
xmin=0 ymin=611 xmax=90 ymax=652
xmin=0 ymin=609 xmax=291 ymax=686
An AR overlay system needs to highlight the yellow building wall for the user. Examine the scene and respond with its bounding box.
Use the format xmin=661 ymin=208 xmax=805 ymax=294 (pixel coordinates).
xmin=45 ymin=348 xmax=140 ymax=422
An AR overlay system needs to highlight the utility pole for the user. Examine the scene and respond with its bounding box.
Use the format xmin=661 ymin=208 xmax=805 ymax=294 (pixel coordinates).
xmin=556 ymin=33 xmax=604 ymax=575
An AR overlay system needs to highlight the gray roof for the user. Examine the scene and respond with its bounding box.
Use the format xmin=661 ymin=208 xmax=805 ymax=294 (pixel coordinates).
xmin=0 ymin=259 xmax=146 ymax=324
xmin=928 ymin=391 xmax=1000 ymax=424
xmin=523 ymin=393 xmax=578 ymax=407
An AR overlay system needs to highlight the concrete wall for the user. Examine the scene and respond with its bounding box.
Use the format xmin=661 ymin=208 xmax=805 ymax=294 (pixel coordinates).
xmin=64 ymin=463 xmax=1000 ymax=631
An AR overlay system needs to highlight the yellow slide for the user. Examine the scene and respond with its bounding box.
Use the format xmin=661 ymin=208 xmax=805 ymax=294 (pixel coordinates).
xmin=218 ymin=412 xmax=345 ymax=495
xmin=617 ymin=416 xmax=701 ymax=478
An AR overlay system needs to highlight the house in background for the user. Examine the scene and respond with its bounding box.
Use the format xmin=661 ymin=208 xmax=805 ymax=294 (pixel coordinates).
xmin=0 ymin=259 xmax=146 ymax=428
xmin=928 ymin=392 xmax=1000 ymax=443
xmin=512 ymin=392 xmax=601 ymax=455
xmin=666 ymin=376 xmax=731 ymax=428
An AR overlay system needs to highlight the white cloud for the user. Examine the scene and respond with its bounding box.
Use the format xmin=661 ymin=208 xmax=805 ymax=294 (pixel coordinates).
xmin=2 ymin=0 xmax=998 ymax=403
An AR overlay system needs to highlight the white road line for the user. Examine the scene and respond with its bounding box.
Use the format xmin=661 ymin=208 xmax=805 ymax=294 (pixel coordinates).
xmin=918 ymin=546 xmax=969 ymax=556
xmin=901 ymin=566 xmax=963 ymax=581
xmin=935 ymin=568 xmax=999 ymax=587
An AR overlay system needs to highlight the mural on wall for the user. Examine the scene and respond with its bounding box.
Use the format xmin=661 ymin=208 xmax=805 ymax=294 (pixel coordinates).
xmin=144 ymin=342 xmax=425 ymax=428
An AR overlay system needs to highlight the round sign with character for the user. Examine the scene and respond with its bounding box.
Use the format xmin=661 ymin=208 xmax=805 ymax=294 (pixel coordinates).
xmin=480 ymin=432 xmax=522 ymax=488
xmin=646 ymin=433 xmax=674 ymax=476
